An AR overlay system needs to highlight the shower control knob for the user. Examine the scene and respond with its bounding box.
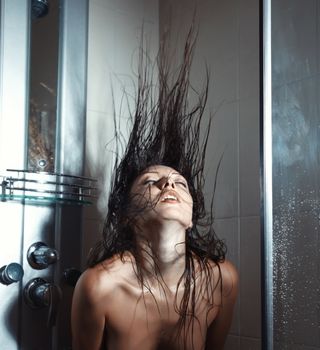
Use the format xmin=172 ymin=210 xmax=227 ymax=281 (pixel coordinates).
xmin=27 ymin=242 xmax=59 ymax=269
xmin=24 ymin=278 xmax=53 ymax=308
xmin=63 ymin=268 xmax=82 ymax=287
xmin=24 ymin=278 xmax=62 ymax=327
xmin=0 ymin=263 xmax=24 ymax=285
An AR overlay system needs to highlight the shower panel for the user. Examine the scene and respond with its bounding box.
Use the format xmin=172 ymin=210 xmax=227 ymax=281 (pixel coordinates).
xmin=0 ymin=1 xmax=90 ymax=349
xmin=263 ymin=0 xmax=320 ymax=349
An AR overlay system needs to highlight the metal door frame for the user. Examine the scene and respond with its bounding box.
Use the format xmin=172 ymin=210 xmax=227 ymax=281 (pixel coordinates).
xmin=261 ymin=0 xmax=273 ymax=349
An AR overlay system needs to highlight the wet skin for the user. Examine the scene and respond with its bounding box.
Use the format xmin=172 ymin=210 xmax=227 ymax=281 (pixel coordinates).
xmin=72 ymin=166 xmax=238 ymax=350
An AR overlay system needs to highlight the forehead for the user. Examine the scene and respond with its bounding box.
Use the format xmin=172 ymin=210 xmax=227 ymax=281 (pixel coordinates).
xmin=139 ymin=165 xmax=182 ymax=177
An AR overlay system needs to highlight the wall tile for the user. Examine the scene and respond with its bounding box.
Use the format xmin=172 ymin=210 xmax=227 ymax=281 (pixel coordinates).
xmin=240 ymin=336 xmax=261 ymax=350
xmin=214 ymin=218 xmax=239 ymax=266
xmin=225 ymin=334 xmax=241 ymax=350
xmin=239 ymin=216 xmax=261 ymax=338
xmin=205 ymin=101 xmax=239 ymax=220
xmin=238 ymin=0 xmax=259 ymax=100
xmin=85 ymin=0 xmax=159 ymax=270
xmin=200 ymin=0 xmax=238 ymax=62
xmin=87 ymin=3 xmax=115 ymax=114
xmin=239 ymin=49 xmax=259 ymax=100
xmin=85 ymin=110 xmax=130 ymax=217
xmin=238 ymin=0 xmax=259 ymax=56
xmin=239 ymin=95 xmax=260 ymax=217
xmin=87 ymin=1 xmax=159 ymax=115
xmin=210 ymin=55 xmax=239 ymax=106
xmin=91 ymin=0 xmax=152 ymax=17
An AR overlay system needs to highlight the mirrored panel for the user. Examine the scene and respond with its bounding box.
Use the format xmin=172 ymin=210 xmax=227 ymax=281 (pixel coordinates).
xmin=28 ymin=0 xmax=60 ymax=172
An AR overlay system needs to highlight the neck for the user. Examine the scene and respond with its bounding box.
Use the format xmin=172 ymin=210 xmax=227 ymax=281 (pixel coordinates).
xmin=134 ymin=220 xmax=186 ymax=288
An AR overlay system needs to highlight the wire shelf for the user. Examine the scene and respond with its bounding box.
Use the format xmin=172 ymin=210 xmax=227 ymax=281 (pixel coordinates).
xmin=0 ymin=169 xmax=97 ymax=205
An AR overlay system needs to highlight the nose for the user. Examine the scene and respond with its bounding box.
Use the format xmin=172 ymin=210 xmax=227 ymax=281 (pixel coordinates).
xmin=161 ymin=177 xmax=175 ymax=189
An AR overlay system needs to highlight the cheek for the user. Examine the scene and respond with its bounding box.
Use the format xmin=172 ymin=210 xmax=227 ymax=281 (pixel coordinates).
xmin=186 ymin=204 xmax=193 ymax=228
xmin=182 ymin=192 xmax=193 ymax=208
xmin=130 ymin=187 xmax=158 ymax=210
xmin=183 ymin=195 xmax=193 ymax=223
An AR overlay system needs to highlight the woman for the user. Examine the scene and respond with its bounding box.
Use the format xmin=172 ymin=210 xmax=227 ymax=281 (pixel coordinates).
xmin=72 ymin=28 xmax=238 ymax=350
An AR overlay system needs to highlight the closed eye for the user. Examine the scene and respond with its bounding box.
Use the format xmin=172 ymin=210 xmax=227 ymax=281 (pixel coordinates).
xmin=174 ymin=176 xmax=188 ymax=188
xmin=176 ymin=181 xmax=188 ymax=188
xmin=143 ymin=179 xmax=158 ymax=185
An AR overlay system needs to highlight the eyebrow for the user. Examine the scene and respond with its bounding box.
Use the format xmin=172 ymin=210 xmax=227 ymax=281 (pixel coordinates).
xmin=141 ymin=171 xmax=181 ymax=176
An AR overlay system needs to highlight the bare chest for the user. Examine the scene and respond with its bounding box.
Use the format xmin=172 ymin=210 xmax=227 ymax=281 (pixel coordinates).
xmin=104 ymin=285 xmax=216 ymax=350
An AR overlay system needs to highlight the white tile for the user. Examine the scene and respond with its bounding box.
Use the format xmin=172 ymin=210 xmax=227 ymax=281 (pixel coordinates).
xmin=160 ymin=0 xmax=239 ymax=106
xmin=213 ymin=218 xmax=239 ymax=266
xmin=87 ymin=3 xmax=115 ymax=113
xmin=85 ymin=110 xmax=130 ymax=216
xmin=239 ymin=95 xmax=260 ymax=217
xmin=238 ymin=0 xmax=259 ymax=56
xmin=225 ymin=334 xmax=241 ymax=350
xmin=143 ymin=0 xmax=159 ymax=21
xmin=92 ymin=0 xmax=143 ymax=15
xmin=240 ymin=336 xmax=261 ymax=350
xmin=239 ymin=216 xmax=261 ymax=338
xmin=238 ymin=0 xmax=259 ymax=101
xmin=87 ymin=1 xmax=159 ymax=115
xmin=200 ymin=0 xmax=238 ymax=62
xmin=209 ymin=55 xmax=239 ymax=105
xmin=239 ymin=48 xmax=259 ymax=100
xmin=205 ymin=101 xmax=239 ymax=219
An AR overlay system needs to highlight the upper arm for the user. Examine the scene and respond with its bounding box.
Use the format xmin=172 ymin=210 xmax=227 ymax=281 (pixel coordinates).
xmin=205 ymin=260 xmax=239 ymax=350
xmin=71 ymin=268 xmax=107 ymax=350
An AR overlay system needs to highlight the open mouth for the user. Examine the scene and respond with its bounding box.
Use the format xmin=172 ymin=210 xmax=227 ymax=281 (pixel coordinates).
xmin=160 ymin=194 xmax=179 ymax=202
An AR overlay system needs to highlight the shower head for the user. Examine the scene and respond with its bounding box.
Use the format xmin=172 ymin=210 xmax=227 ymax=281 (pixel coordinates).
xmin=32 ymin=0 xmax=49 ymax=19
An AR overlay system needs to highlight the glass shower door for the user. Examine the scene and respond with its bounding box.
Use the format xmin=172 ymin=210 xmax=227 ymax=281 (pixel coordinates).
xmin=263 ymin=0 xmax=320 ymax=349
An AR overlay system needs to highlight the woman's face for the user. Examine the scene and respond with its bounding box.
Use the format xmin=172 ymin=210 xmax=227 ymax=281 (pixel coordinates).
xmin=130 ymin=165 xmax=193 ymax=229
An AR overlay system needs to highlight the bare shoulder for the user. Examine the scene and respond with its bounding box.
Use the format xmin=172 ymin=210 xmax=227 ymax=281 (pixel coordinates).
xmin=218 ymin=259 xmax=239 ymax=297
xmin=204 ymin=260 xmax=238 ymax=349
xmin=71 ymin=256 xmax=129 ymax=349
xmin=74 ymin=254 xmax=132 ymax=303
xmin=206 ymin=259 xmax=238 ymax=288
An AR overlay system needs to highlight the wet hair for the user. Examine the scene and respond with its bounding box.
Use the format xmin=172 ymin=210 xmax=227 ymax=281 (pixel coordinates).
xmin=88 ymin=25 xmax=226 ymax=348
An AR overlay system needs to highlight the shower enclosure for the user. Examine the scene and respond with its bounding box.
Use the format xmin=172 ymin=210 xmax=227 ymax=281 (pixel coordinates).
xmin=1 ymin=0 xmax=319 ymax=349
xmin=0 ymin=1 xmax=91 ymax=349
xmin=263 ymin=0 xmax=320 ymax=349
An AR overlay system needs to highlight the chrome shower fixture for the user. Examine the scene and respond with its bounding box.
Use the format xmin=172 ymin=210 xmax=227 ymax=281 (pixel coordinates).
xmin=27 ymin=242 xmax=59 ymax=270
xmin=0 ymin=263 xmax=24 ymax=285
xmin=32 ymin=0 xmax=49 ymax=19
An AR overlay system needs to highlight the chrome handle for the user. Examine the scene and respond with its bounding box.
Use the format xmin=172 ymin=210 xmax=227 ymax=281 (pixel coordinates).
xmin=0 ymin=262 xmax=24 ymax=285
xmin=24 ymin=277 xmax=62 ymax=327
xmin=27 ymin=242 xmax=59 ymax=269
xmin=24 ymin=277 xmax=52 ymax=308
xmin=63 ymin=268 xmax=81 ymax=287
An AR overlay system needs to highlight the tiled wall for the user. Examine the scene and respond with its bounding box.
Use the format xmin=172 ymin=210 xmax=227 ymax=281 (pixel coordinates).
xmin=83 ymin=0 xmax=159 ymax=261
xmin=84 ymin=0 xmax=261 ymax=348
xmin=159 ymin=1 xmax=261 ymax=349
